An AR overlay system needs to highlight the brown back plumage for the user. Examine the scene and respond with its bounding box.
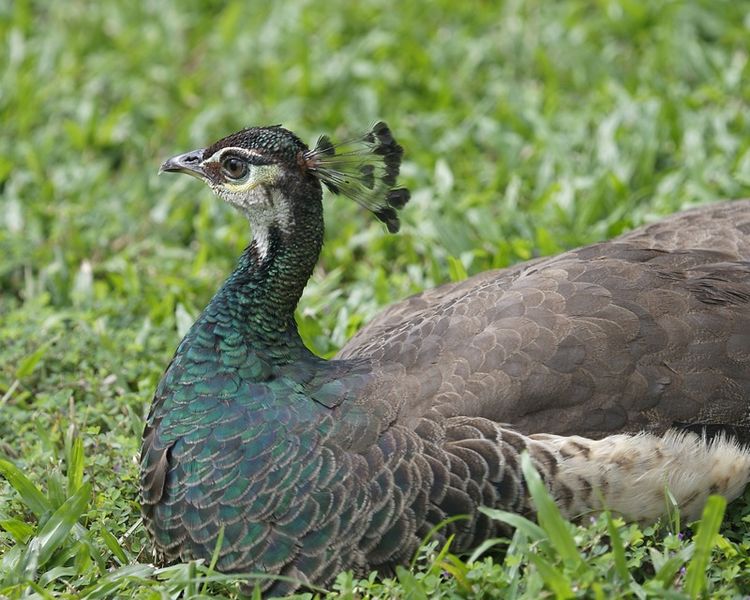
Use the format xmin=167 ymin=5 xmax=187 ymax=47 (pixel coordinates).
xmin=339 ymin=200 xmax=750 ymax=440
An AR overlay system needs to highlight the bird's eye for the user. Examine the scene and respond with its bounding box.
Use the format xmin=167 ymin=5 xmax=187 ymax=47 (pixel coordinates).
xmin=221 ymin=156 xmax=248 ymax=179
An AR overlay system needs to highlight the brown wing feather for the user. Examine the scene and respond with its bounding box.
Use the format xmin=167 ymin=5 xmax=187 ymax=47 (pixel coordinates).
xmin=337 ymin=200 xmax=750 ymax=440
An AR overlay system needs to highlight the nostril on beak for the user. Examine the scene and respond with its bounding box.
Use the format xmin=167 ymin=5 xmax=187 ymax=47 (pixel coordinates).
xmin=159 ymin=148 xmax=207 ymax=176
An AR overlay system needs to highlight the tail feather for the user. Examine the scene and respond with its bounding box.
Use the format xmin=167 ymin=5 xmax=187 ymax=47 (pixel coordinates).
xmin=530 ymin=430 xmax=750 ymax=522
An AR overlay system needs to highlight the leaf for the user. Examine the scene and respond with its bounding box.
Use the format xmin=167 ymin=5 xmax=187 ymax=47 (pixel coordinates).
xmin=652 ymin=545 xmax=694 ymax=588
xmin=15 ymin=342 xmax=51 ymax=379
xmin=66 ymin=434 xmax=85 ymax=496
xmin=521 ymin=452 xmax=583 ymax=569
xmin=479 ymin=506 xmax=547 ymax=542
xmin=201 ymin=525 xmax=225 ymax=594
xmin=100 ymin=527 xmax=129 ymax=565
xmin=26 ymin=482 xmax=91 ymax=570
xmin=0 ymin=519 xmax=35 ymax=544
xmin=439 ymin=553 xmax=471 ymax=593
xmin=684 ymin=495 xmax=726 ymax=599
xmin=410 ymin=513 xmax=467 ymax=570
xmin=605 ymin=511 xmax=630 ymax=582
xmin=446 ymin=255 xmax=468 ymax=282
xmin=0 ymin=543 xmax=24 ymax=585
xmin=528 ymin=553 xmax=574 ymax=599
xmin=434 ymin=158 xmax=454 ymax=195
xmin=395 ymin=566 xmax=429 ymax=600
xmin=0 ymin=458 xmax=52 ymax=517
xmin=80 ymin=564 xmax=158 ymax=599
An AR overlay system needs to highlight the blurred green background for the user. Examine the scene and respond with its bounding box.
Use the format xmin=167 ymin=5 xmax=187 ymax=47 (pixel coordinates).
xmin=1 ymin=0 xmax=750 ymax=596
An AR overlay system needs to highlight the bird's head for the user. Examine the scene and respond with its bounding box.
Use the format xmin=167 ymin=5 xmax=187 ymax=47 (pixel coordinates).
xmin=160 ymin=122 xmax=410 ymax=235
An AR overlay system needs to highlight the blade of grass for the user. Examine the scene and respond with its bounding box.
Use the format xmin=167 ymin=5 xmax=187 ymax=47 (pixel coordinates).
xmin=429 ymin=533 xmax=456 ymax=574
xmin=471 ymin=506 xmax=548 ymax=564
xmin=605 ymin=511 xmax=630 ymax=582
xmin=0 ymin=458 xmax=52 ymax=517
xmin=528 ymin=553 xmax=574 ymax=600
xmin=0 ymin=518 xmax=35 ymax=544
xmin=684 ymin=495 xmax=726 ymax=599
xmin=478 ymin=506 xmax=547 ymax=542
xmin=15 ymin=342 xmax=51 ymax=379
xmin=395 ymin=565 xmax=429 ymax=600
xmin=409 ymin=513 xmax=467 ymax=570
xmin=652 ymin=545 xmax=694 ymax=588
xmin=439 ymin=552 xmax=471 ymax=592
xmin=200 ymin=525 xmax=225 ymax=595
xmin=100 ymin=526 xmax=129 ymax=564
xmin=521 ymin=452 xmax=583 ymax=569
xmin=66 ymin=434 xmax=84 ymax=496
xmin=26 ymin=482 xmax=91 ymax=571
xmin=80 ymin=564 xmax=157 ymax=600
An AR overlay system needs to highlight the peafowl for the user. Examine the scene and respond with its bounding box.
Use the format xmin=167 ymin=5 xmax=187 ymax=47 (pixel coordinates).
xmin=141 ymin=122 xmax=750 ymax=595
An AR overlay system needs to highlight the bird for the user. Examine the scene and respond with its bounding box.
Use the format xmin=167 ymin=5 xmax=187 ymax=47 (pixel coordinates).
xmin=141 ymin=122 xmax=750 ymax=595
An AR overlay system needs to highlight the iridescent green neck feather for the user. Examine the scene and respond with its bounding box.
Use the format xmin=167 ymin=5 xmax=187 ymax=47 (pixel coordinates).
xmin=202 ymin=179 xmax=324 ymax=360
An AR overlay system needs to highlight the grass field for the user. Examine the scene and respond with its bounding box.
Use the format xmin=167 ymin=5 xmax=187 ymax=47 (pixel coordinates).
xmin=2 ymin=0 xmax=750 ymax=597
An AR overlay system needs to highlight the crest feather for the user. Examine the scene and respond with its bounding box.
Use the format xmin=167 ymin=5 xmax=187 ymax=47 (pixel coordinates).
xmin=305 ymin=122 xmax=410 ymax=232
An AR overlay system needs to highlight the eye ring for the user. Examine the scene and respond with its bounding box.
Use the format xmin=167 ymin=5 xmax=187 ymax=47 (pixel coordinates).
xmin=221 ymin=156 xmax=249 ymax=179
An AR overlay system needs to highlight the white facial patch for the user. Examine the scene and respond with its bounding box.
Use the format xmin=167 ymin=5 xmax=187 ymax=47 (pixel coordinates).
xmin=199 ymin=147 xmax=294 ymax=260
xmin=221 ymin=185 xmax=293 ymax=261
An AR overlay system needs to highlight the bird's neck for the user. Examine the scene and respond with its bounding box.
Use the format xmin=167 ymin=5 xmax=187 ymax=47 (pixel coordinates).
xmin=193 ymin=192 xmax=324 ymax=368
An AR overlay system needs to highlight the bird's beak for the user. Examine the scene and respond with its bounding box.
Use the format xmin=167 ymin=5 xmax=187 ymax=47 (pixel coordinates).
xmin=159 ymin=149 xmax=207 ymax=179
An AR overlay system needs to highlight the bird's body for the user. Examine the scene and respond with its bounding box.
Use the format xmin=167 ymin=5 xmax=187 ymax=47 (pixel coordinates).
xmin=142 ymin=123 xmax=750 ymax=594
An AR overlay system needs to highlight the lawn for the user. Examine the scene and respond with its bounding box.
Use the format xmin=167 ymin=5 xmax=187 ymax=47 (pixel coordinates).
xmin=2 ymin=0 xmax=750 ymax=597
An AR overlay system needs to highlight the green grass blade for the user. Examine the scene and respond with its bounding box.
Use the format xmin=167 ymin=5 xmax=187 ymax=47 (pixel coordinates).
xmin=478 ymin=506 xmax=547 ymax=542
xmin=100 ymin=526 xmax=129 ymax=564
xmin=605 ymin=511 xmax=630 ymax=582
xmin=47 ymin=471 xmax=67 ymax=508
xmin=506 ymin=528 xmax=528 ymax=598
xmin=201 ymin=525 xmax=225 ymax=594
xmin=28 ymin=482 xmax=91 ymax=569
xmin=0 ymin=544 xmax=24 ymax=586
xmin=440 ymin=552 xmax=471 ymax=592
xmin=409 ymin=513 xmax=467 ymax=569
xmin=66 ymin=434 xmax=84 ymax=496
xmin=684 ymin=495 xmax=726 ymax=599
xmin=521 ymin=452 xmax=583 ymax=569
xmin=0 ymin=458 xmax=52 ymax=517
xmin=429 ymin=533 xmax=456 ymax=574
xmin=466 ymin=537 xmax=507 ymax=564
xmin=652 ymin=545 xmax=694 ymax=588
xmin=0 ymin=518 xmax=35 ymax=544
xmin=15 ymin=342 xmax=51 ymax=379
xmin=80 ymin=564 xmax=157 ymax=599
xmin=395 ymin=565 xmax=429 ymax=600
xmin=528 ymin=553 xmax=574 ymax=600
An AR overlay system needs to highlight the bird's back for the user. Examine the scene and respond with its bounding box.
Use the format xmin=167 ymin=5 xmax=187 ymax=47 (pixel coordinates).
xmin=339 ymin=200 xmax=750 ymax=440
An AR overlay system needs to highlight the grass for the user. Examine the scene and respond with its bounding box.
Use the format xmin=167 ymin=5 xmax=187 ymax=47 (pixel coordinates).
xmin=1 ymin=0 xmax=750 ymax=597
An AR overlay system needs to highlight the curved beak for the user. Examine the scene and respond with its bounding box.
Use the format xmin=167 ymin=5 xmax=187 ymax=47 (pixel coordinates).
xmin=159 ymin=148 xmax=207 ymax=179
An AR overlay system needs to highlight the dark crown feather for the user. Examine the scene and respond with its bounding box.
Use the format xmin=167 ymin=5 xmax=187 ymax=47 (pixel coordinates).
xmin=304 ymin=122 xmax=410 ymax=233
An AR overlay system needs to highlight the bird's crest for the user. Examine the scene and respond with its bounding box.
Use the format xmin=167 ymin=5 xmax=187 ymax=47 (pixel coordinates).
xmin=304 ymin=122 xmax=410 ymax=233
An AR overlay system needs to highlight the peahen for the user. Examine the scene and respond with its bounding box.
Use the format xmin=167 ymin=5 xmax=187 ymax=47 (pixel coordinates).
xmin=141 ymin=122 xmax=750 ymax=594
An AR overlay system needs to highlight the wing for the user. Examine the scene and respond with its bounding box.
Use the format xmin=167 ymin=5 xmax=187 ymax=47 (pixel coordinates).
xmin=338 ymin=200 xmax=750 ymax=440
